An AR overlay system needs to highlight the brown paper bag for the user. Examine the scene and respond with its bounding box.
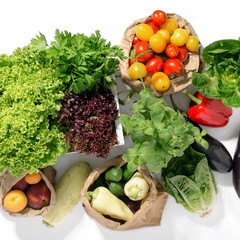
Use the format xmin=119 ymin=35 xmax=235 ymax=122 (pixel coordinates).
xmin=0 ymin=166 xmax=56 ymax=217
xmin=119 ymin=13 xmax=204 ymax=97
xmin=81 ymin=156 xmax=168 ymax=231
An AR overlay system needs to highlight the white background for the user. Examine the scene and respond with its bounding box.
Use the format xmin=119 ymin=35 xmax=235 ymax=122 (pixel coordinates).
xmin=1 ymin=0 xmax=240 ymax=239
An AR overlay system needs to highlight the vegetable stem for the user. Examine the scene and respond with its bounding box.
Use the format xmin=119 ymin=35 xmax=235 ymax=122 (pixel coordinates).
xmin=182 ymin=89 xmax=202 ymax=105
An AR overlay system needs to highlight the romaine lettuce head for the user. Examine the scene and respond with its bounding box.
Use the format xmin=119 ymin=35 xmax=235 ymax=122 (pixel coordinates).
xmin=161 ymin=147 xmax=217 ymax=216
xmin=192 ymin=39 xmax=240 ymax=108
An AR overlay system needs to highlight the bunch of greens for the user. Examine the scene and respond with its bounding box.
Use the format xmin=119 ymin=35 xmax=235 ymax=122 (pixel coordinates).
xmin=0 ymin=46 xmax=68 ymax=176
xmin=31 ymin=29 xmax=125 ymax=94
xmin=161 ymin=147 xmax=218 ymax=216
xmin=119 ymin=89 xmax=208 ymax=173
xmin=192 ymin=39 xmax=240 ymax=107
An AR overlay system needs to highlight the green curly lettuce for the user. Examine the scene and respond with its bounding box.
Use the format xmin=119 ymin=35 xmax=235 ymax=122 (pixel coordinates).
xmin=0 ymin=46 xmax=68 ymax=176
xmin=192 ymin=39 xmax=240 ymax=107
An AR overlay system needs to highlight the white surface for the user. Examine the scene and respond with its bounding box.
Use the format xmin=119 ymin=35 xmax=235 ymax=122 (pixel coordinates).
xmin=1 ymin=0 xmax=240 ymax=239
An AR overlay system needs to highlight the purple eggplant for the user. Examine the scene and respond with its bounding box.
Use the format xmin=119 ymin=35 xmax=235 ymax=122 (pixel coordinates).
xmin=233 ymin=132 xmax=240 ymax=198
xmin=170 ymin=94 xmax=233 ymax=173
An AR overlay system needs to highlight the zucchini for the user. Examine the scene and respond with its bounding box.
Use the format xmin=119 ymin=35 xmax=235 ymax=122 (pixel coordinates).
xmin=43 ymin=161 xmax=91 ymax=227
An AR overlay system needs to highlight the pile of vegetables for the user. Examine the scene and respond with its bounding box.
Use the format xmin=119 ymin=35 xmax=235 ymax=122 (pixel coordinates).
xmin=128 ymin=10 xmax=199 ymax=92
xmin=87 ymin=165 xmax=149 ymax=222
xmin=32 ymin=29 xmax=124 ymax=158
xmin=0 ymin=46 xmax=68 ymax=176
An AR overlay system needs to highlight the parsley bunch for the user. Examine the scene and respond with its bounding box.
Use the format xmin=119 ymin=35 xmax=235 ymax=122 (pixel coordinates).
xmin=31 ymin=29 xmax=125 ymax=94
xmin=119 ymin=89 xmax=208 ymax=173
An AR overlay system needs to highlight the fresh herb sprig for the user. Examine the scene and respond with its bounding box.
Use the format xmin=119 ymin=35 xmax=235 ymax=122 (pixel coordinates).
xmin=31 ymin=29 xmax=125 ymax=94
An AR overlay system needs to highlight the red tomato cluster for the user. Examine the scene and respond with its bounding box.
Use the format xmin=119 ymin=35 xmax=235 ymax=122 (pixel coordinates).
xmin=128 ymin=10 xmax=199 ymax=92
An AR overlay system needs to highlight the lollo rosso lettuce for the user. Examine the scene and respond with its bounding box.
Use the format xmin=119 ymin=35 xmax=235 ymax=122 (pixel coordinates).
xmin=192 ymin=39 xmax=240 ymax=108
xmin=0 ymin=46 xmax=69 ymax=176
xmin=161 ymin=147 xmax=217 ymax=216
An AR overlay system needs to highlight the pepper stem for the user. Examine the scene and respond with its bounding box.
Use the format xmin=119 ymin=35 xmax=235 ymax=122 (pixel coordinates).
xmin=182 ymin=89 xmax=202 ymax=105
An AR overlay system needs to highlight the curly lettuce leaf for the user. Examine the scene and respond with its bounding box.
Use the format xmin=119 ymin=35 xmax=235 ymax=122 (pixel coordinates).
xmin=119 ymin=89 xmax=208 ymax=173
xmin=192 ymin=39 xmax=240 ymax=107
xmin=0 ymin=46 xmax=68 ymax=176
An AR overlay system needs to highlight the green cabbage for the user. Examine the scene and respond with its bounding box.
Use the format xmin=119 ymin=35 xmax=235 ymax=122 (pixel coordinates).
xmin=161 ymin=147 xmax=217 ymax=216
xmin=192 ymin=39 xmax=240 ymax=107
xmin=0 ymin=46 xmax=68 ymax=176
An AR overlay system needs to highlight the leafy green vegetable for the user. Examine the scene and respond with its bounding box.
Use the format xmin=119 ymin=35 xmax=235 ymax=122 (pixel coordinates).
xmin=161 ymin=147 xmax=218 ymax=216
xmin=0 ymin=46 xmax=68 ymax=176
xmin=192 ymin=39 xmax=240 ymax=107
xmin=31 ymin=29 xmax=125 ymax=94
xmin=119 ymin=89 xmax=208 ymax=173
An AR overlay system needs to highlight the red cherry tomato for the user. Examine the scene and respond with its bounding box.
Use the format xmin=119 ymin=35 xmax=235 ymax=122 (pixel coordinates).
xmin=132 ymin=35 xmax=140 ymax=45
xmin=152 ymin=10 xmax=167 ymax=26
xmin=177 ymin=45 xmax=189 ymax=62
xmin=134 ymin=41 xmax=153 ymax=62
xmin=146 ymin=21 xmax=159 ymax=33
xmin=163 ymin=58 xmax=184 ymax=78
xmin=165 ymin=44 xmax=179 ymax=58
xmin=146 ymin=57 xmax=164 ymax=73
xmin=129 ymin=58 xmax=136 ymax=66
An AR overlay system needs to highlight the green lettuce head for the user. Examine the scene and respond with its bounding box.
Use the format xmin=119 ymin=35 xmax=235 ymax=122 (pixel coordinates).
xmin=161 ymin=147 xmax=218 ymax=216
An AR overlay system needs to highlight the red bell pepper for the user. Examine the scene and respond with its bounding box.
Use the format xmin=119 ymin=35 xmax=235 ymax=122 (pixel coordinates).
xmin=183 ymin=90 xmax=232 ymax=127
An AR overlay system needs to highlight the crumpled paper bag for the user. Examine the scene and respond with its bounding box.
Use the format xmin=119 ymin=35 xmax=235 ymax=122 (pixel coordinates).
xmin=81 ymin=155 xmax=168 ymax=231
xmin=119 ymin=13 xmax=204 ymax=97
xmin=0 ymin=166 xmax=56 ymax=217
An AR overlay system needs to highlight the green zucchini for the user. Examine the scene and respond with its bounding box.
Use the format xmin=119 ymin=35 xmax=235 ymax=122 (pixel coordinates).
xmin=43 ymin=161 xmax=91 ymax=227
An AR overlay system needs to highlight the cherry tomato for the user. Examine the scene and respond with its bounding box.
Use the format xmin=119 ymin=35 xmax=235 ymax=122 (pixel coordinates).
xmin=152 ymin=72 xmax=170 ymax=92
xmin=146 ymin=21 xmax=159 ymax=33
xmin=165 ymin=44 xmax=179 ymax=58
xmin=160 ymin=18 xmax=178 ymax=33
xmin=132 ymin=35 xmax=140 ymax=45
xmin=146 ymin=57 xmax=164 ymax=73
xmin=152 ymin=10 xmax=167 ymax=26
xmin=144 ymin=72 xmax=153 ymax=84
xmin=135 ymin=24 xmax=154 ymax=42
xmin=163 ymin=58 xmax=184 ymax=78
xmin=156 ymin=29 xmax=170 ymax=44
xmin=134 ymin=41 xmax=153 ymax=62
xmin=177 ymin=45 xmax=188 ymax=62
xmin=149 ymin=34 xmax=166 ymax=53
xmin=186 ymin=36 xmax=199 ymax=52
xmin=170 ymin=28 xmax=188 ymax=46
xmin=129 ymin=62 xmax=147 ymax=80
xmin=129 ymin=57 xmax=136 ymax=66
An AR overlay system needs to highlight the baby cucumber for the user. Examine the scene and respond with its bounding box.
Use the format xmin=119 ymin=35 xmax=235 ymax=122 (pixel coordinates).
xmin=105 ymin=167 xmax=122 ymax=182
xmin=108 ymin=182 xmax=125 ymax=196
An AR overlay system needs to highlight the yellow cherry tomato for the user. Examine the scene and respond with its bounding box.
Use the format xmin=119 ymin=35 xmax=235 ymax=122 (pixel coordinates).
xmin=149 ymin=34 xmax=166 ymax=53
xmin=144 ymin=72 xmax=153 ymax=84
xmin=129 ymin=62 xmax=147 ymax=80
xmin=135 ymin=24 xmax=154 ymax=42
xmin=156 ymin=29 xmax=170 ymax=44
xmin=170 ymin=28 xmax=188 ymax=46
xmin=186 ymin=36 xmax=199 ymax=52
xmin=160 ymin=18 xmax=178 ymax=33
xmin=152 ymin=72 xmax=170 ymax=92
